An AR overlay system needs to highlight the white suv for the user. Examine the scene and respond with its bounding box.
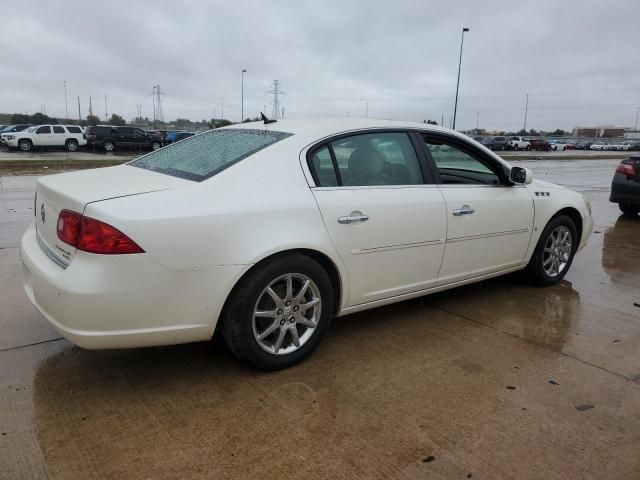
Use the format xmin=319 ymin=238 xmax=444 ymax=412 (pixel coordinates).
xmin=506 ymin=136 xmax=531 ymax=151
xmin=4 ymin=124 xmax=87 ymax=152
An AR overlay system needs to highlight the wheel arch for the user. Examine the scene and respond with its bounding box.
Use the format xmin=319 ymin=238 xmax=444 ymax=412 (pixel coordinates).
xmin=549 ymin=207 xmax=583 ymax=248
xmin=217 ymin=248 xmax=345 ymax=337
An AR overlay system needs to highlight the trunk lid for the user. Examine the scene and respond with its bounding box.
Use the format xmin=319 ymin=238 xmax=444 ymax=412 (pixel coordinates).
xmin=35 ymin=165 xmax=191 ymax=266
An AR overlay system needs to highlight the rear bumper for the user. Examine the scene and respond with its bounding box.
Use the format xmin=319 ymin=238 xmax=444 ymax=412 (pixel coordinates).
xmin=20 ymin=221 xmax=245 ymax=349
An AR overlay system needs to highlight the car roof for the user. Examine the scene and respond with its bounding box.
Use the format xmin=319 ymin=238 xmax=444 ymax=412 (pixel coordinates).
xmin=228 ymin=117 xmax=477 ymax=146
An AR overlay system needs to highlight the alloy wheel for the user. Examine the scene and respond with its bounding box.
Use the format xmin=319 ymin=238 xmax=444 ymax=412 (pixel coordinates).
xmin=542 ymin=226 xmax=572 ymax=277
xmin=252 ymin=273 xmax=322 ymax=355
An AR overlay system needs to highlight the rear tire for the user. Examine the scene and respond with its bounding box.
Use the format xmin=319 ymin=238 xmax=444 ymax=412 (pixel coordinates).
xmin=619 ymin=203 xmax=640 ymax=216
xmin=18 ymin=139 xmax=32 ymax=152
xmin=526 ymin=215 xmax=577 ymax=287
xmin=66 ymin=139 xmax=78 ymax=152
xmin=103 ymin=140 xmax=115 ymax=152
xmin=151 ymin=141 xmax=161 ymax=151
xmin=221 ymin=254 xmax=334 ymax=370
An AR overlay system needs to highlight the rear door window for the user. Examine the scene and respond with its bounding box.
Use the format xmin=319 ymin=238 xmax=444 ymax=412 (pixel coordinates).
xmin=53 ymin=126 xmax=65 ymax=134
xmin=308 ymin=132 xmax=424 ymax=187
xmin=129 ymin=128 xmax=292 ymax=181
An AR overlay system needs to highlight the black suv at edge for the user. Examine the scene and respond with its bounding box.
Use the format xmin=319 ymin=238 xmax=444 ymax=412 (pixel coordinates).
xmin=85 ymin=125 xmax=163 ymax=152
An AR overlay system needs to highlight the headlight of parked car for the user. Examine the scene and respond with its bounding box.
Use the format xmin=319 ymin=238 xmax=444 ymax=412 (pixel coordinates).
xmin=5 ymin=135 xmax=14 ymax=140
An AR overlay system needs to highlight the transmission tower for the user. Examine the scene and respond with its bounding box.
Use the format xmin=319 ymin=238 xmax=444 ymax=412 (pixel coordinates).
xmin=154 ymin=84 xmax=166 ymax=122
xmin=267 ymin=80 xmax=285 ymax=120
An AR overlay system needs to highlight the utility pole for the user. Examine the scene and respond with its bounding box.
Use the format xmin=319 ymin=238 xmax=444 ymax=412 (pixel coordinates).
xmin=476 ymin=111 xmax=479 ymax=130
xmin=89 ymin=96 xmax=93 ymax=117
xmin=441 ymin=113 xmax=444 ymax=126
xmin=241 ymin=69 xmax=247 ymax=122
xmin=523 ymin=93 xmax=529 ymax=133
xmin=221 ymin=97 xmax=224 ymax=120
xmin=267 ymin=80 xmax=285 ymax=119
xmin=452 ymin=27 xmax=470 ymax=131
xmin=104 ymin=95 xmax=109 ymax=121
xmin=635 ymin=105 xmax=639 ymax=132
xmin=64 ymin=80 xmax=69 ymax=122
xmin=77 ymin=96 xmax=81 ymax=124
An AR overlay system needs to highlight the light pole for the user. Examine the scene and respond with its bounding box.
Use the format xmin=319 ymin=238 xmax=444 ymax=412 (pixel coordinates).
xmin=64 ymin=80 xmax=69 ymax=122
xmin=523 ymin=93 xmax=529 ymax=133
xmin=635 ymin=106 xmax=639 ymax=132
xmin=241 ymin=69 xmax=247 ymax=122
xmin=452 ymin=27 xmax=469 ymax=131
xmin=104 ymin=95 xmax=109 ymax=122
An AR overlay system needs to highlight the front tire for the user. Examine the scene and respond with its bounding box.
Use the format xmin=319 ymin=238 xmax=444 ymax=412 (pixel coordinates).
xmin=18 ymin=139 xmax=32 ymax=152
xmin=103 ymin=140 xmax=115 ymax=152
xmin=151 ymin=141 xmax=161 ymax=151
xmin=619 ymin=203 xmax=640 ymax=216
xmin=221 ymin=254 xmax=334 ymax=370
xmin=526 ymin=215 xmax=577 ymax=286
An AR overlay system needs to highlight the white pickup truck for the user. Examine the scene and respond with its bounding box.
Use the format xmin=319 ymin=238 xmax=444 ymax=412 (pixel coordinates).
xmin=506 ymin=136 xmax=531 ymax=151
xmin=4 ymin=124 xmax=87 ymax=152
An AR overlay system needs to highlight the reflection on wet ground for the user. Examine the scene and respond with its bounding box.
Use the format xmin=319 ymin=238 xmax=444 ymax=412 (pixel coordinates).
xmin=1 ymin=161 xmax=640 ymax=479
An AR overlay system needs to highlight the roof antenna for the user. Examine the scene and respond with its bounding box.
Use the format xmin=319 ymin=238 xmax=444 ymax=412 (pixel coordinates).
xmin=260 ymin=112 xmax=277 ymax=124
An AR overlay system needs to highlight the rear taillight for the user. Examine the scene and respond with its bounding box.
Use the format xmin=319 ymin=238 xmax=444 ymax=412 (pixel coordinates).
xmin=56 ymin=210 xmax=144 ymax=254
xmin=57 ymin=210 xmax=82 ymax=245
xmin=616 ymin=163 xmax=637 ymax=177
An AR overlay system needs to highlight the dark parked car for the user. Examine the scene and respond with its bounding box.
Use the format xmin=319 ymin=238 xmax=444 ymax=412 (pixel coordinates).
xmin=472 ymin=136 xmax=495 ymax=150
xmin=610 ymin=156 xmax=640 ymax=215
xmin=575 ymin=141 xmax=593 ymax=150
xmin=0 ymin=124 xmax=32 ymax=145
xmin=165 ymin=131 xmax=196 ymax=145
xmin=527 ymin=137 xmax=551 ymax=151
xmin=477 ymin=136 xmax=507 ymax=150
xmin=85 ymin=125 xmax=163 ymax=152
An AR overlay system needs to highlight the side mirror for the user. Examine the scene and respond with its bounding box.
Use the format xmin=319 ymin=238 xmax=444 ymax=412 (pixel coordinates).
xmin=509 ymin=166 xmax=533 ymax=185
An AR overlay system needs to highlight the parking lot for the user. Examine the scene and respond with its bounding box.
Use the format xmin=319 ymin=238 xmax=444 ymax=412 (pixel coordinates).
xmin=1 ymin=158 xmax=639 ymax=479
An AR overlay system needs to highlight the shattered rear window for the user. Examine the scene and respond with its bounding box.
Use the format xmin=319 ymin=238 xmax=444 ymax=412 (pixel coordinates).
xmin=129 ymin=128 xmax=292 ymax=182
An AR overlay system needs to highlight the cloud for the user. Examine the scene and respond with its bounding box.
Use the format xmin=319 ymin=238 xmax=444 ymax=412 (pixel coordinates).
xmin=1 ymin=0 xmax=639 ymax=130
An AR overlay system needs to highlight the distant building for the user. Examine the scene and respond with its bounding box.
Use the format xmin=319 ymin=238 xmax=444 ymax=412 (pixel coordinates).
xmin=573 ymin=125 xmax=629 ymax=138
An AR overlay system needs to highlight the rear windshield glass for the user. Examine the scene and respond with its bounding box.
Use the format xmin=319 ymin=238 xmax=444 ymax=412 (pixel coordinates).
xmin=129 ymin=128 xmax=292 ymax=181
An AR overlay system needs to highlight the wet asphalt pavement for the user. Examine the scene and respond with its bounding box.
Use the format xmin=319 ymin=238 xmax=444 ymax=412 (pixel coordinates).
xmin=1 ymin=159 xmax=639 ymax=479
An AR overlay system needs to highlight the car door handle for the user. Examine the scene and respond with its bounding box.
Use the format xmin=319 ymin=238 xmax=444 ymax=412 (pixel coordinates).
xmin=452 ymin=205 xmax=475 ymax=216
xmin=338 ymin=213 xmax=369 ymax=224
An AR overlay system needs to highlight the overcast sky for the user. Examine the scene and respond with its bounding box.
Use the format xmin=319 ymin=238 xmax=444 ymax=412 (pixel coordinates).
xmin=1 ymin=0 xmax=639 ymax=131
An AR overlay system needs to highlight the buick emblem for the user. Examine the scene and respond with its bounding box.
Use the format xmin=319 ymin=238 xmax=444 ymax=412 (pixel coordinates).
xmin=40 ymin=204 xmax=45 ymax=223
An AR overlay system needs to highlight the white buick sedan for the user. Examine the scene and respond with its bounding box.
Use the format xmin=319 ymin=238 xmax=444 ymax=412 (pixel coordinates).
xmin=21 ymin=119 xmax=593 ymax=369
